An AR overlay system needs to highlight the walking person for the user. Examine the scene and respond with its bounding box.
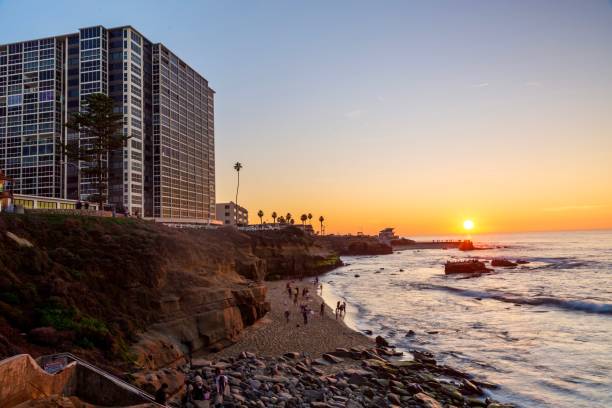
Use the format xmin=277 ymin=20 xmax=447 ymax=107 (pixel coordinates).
xmin=214 ymin=368 xmax=229 ymax=407
xmin=335 ymin=301 xmax=341 ymax=320
xmin=154 ymin=383 xmax=168 ymax=405
xmin=284 ymin=304 xmax=290 ymax=323
xmin=341 ymin=301 xmax=347 ymax=317
xmin=320 ymin=301 xmax=325 ymax=318
xmin=191 ymin=376 xmax=211 ymax=408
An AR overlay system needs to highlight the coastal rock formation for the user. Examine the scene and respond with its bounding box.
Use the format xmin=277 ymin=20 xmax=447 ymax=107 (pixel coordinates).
xmin=319 ymin=235 xmax=393 ymax=255
xmin=171 ymin=344 xmax=510 ymax=408
xmin=491 ymin=259 xmax=518 ymax=267
xmin=0 ymin=214 xmax=340 ymax=373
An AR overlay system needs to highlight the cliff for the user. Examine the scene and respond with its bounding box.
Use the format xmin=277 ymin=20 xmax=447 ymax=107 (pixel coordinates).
xmin=0 ymin=214 xmax=340 ymax=378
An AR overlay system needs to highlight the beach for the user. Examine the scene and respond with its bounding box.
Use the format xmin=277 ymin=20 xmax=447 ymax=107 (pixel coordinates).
xmin=211 ymin=280 xmax=372 ymax=359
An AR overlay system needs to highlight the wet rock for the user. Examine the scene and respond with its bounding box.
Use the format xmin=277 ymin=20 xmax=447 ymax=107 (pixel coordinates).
xmin=375 ymin=336 xmax=390 ymax=348
xmin=491 ymin=259 xmax=517 ymax=267
xmin=405 ymin=330 xmax=416 ymax=337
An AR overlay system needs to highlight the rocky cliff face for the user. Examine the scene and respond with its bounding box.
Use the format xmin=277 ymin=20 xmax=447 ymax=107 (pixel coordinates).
xmin=0 ymin=215 xmax=340 ymax=376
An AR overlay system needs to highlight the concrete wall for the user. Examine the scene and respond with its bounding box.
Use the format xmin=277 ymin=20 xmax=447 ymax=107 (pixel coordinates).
xmin=0 ymin=354 xmax=157 ymax=407
xmin=0 ymin=354 xmax=76 ymax=408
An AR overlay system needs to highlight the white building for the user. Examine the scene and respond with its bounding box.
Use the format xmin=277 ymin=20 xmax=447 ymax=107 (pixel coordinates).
xmin=215 ymin=202 xmax=248 ymax=226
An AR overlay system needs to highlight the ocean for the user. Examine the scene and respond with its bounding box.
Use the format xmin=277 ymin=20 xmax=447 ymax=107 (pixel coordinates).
xmin=319 ymin=230 xmax=612 ymax=408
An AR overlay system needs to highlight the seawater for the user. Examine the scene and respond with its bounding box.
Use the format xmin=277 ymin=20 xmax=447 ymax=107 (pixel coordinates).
xmin=320 ymin=230 xmax=612 ymax=408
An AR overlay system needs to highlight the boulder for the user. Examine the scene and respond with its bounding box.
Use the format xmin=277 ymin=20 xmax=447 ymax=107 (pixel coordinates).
xmin=491 ymin=259 xmax=517 ymax=267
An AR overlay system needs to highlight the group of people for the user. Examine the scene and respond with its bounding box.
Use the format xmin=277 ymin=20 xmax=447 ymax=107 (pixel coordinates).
xmin=154 ymin=367 xmax=230 ymax=408
xmin=283 ymin=279 xmax=326 ymax=325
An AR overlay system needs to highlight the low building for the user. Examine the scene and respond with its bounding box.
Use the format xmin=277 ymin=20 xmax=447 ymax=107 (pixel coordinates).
xmin=378 ymin=227 xmax=398 ymax=244
xmin=216 ymin=202 xmax=248 ymax=226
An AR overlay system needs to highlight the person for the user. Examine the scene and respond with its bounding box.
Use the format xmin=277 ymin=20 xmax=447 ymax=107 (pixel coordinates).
xmin=286 ymin=282 xmax=292 ymax=298
xmin=154 ymin=383 xmax=168 ymax=405
xmin=214 ymin=367 xmax=229 ymax=407
xmin=191 ymin=376 xmax=211 ymax=408
xmin=293 ymin=292 xmax=298 ymax=306
xmin=284 ymin=306 xmax=290 ymax=323
xmin=76 ymin=201 xmax=82 ymax=210
xmin=302 ymin=305 xmax=309 ymax=325
xmin=335 ymin=301 xmax=341 ymax=319
xmin=341 ymin=301 xmax=347 ymax=317
xmin=320 ymin=301 xmax=325 ymax=318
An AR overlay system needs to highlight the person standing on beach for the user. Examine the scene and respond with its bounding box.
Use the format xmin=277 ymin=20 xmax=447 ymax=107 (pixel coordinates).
xmin=341 ymin=301 xmax=347 ymax=318
xmin=335 ymin=301 xmax=341 ymax=319
xmin=302 ymin=305 xmax=309 ymax=325
xmin=214 ymin=368 xmax=229 ymax=407
xmin=284 ymin=305 xmax=290 ymax=323
xmin=320 ymin=301 xmax=325 ymax=318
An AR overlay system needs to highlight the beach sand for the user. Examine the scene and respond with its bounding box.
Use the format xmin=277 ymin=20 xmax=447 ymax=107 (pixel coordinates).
xmin=210 ymin=280 xmax=372 ymax=359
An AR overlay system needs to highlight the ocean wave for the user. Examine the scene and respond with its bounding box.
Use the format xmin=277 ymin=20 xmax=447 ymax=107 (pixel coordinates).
xmin=414 ymin=284 xmax=612 ymax=315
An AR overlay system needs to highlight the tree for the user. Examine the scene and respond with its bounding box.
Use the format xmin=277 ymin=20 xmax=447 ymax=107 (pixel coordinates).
xmin=271 ymin=211 xmax=278 ymax=225
xmin=319 ymin=216 xmax=325 ymax=235
xmin=286 ymin=213 xmax=292 ymax=223
xmin=307 ymin=213 xmax=313 ymax=224
xmin=290 ymin=218 xmax=295 ymax=225
xmin=257 ymin=210 xmax=264 ymax=225
xmin=61 ymin=93 xmax=128 ymax=209
xmin=278 ymin=216 xmax=286 ymax=224
xmin=300 ymin=214 xmax=308 ymax=226
xmin=233 ymin=162 xmax=243 ymax=225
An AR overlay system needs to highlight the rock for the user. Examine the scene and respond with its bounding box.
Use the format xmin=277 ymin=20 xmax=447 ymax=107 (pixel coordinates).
xmin=303 ymin=389 xmax=324 ymax=401
xmin=312 ymin=358 xmax=331 ymax=366
xmin=491 ymin=259 xmax=517 ymax=267
xmin=354 ymin=274 xmax=360 ymax=278
xmin=322 ymin=353 xmax=344 ymax=364
xmin=414 ymin=392 xmax=443 ymax=408
xmin=363 ymin=330 xmax=373 ymax=335
xmin=375 ymin=336 xmax=389 ymax=347
xmin=405 ymin=330 xmax=415 ymax=337
xmin=387 ymin=393 xmax=401 ymax=405
xmin=461 ymin=379 xmax=483 ymax=395
xmin=331 ymin=348 xmax=352 ymax=358
xmin=284 ymin=352 xmax=300 ymax=359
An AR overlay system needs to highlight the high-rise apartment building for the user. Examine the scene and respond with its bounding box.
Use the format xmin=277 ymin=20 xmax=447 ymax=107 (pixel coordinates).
xmin=0 ymin=25 xmax=215 ymax=221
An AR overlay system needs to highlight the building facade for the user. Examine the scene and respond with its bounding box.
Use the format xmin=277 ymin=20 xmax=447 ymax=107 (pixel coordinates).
xmin=0 ymin=25 xmax=215 ymax=221
xmin=215 ymin=202 xmax=248 ymax=226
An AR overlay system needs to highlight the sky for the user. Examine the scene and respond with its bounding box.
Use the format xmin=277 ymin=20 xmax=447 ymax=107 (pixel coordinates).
xmin=1 ymin=0 xmax=611 ymax=235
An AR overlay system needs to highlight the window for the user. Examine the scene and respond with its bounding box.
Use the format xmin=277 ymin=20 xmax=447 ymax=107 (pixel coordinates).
xmin=38 ymin=201 xmax=57 ymax=209
xmin=60 ymin=202 xmax=76 ymax=209
xmin=14 ymin=199 xmax=34 ymax=209
xmin=81 ymin=38 xmax=100 ymax=50
xmin=39 ymin=90 xmax=53 ymax=101
xmin=7 ymin=95 xmax=21 ymax=106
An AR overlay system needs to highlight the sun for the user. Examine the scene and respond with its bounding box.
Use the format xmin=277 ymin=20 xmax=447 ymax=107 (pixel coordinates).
xmin=463 ymin=219 xmax=474 ymax=230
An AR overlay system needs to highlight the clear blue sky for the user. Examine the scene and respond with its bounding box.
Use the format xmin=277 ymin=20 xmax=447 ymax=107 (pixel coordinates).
xmin=1 ymin=1 xmax=611 ymax=234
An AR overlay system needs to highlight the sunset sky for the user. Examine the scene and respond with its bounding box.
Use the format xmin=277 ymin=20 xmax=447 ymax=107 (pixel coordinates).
xmin=1 ymin=0 xmax=611 ymax=235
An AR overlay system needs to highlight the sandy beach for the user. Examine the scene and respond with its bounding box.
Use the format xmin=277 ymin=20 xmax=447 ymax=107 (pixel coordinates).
xmin=211 ymin=280 xmax=372 ymax=359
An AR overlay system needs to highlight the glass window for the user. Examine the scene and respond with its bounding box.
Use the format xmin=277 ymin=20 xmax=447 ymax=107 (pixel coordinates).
xmin=7 ymin=94 xmax=21 ymax=106
xmin=39 ymin=90 xmax=53 ymax=102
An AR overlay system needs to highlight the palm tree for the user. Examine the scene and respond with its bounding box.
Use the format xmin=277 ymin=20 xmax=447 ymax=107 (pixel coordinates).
xmin=233 ymin=162 xmax=243 ymax=224
xmin=271 ymin=211 xmax=277 ymax=225
xmin=290 ymin=218 xmax=295 ymax=225
xmin=300 ymin=214 xmax=308 ymax=226
xmin=307 ymin=213 xmax=313 ymax=225
xmin=319 ymin=216 xmax=325 ymax=235
xmin=286 ymin=213 xmax=292 ymax=223
xmin=257 ymin=210 xmax=264 ymax=225
xmin=278 ymin=216 xmax=286 ymax=224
